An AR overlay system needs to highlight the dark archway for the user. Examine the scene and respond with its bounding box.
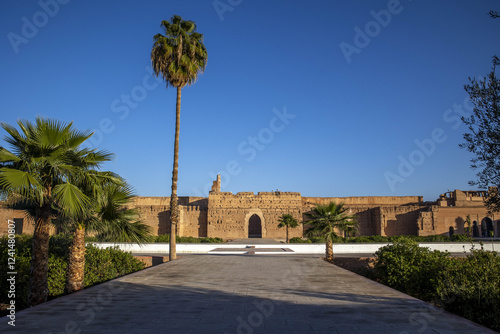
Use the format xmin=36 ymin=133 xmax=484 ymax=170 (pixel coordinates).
xmin=248 ymin=214 xmax=262 ymax=238
xmin=482 ymin=217 xmax=494 ymax=237
xmin=473 ymin=221 xmax=479 ymax=237
xmin=449 ymin=226 xmax=454 ymax=237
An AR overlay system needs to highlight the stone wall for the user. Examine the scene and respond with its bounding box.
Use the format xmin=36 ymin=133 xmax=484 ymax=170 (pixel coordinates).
xmin=302 ymin=196 xmax=424 ymax=237
xmin=417 ymin=206 xmax=499 ymax=237
xmin=302 ymin=196 xmax=423 ymax=207
xmin=208 ymin=191 xmax=303 ymax=239
xmin=130 ymin=196 xmax=207 ymax=237
xmin=0 ymin=204 xmax=35 ymax=235
xmin=378 ymin=206 xmax=424 ymax=236
xmin=418 ymin=190 xmax=499 ymax=237
xmin=1 ymin=187 xmax=499 ymax=240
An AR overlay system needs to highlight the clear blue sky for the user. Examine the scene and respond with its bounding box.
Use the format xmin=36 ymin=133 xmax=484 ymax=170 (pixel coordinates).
xmin=1 ymin=0 xmax=499 ymax=200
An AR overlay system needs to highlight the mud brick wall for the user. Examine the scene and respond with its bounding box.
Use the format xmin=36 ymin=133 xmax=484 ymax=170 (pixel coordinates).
xmin=130 ymin=196 xmax=207 ymax=237
xmin=207 ymin=192 xmax=304 ymax=239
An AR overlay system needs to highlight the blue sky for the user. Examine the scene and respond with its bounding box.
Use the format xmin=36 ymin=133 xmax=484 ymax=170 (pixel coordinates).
xmin=1 ymin=0 xmax=499 ymax=200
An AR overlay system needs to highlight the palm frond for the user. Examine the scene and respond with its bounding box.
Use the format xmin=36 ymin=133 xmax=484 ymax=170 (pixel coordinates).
xmin=0 ymin=148 xmax=20 ymax=163
xmin=52 ymin=182 xmax=91 ymax=216
xmin=0 ymin=168 xmax=41 ymax=198
xmin=151 ymin=14 xmax=207 ymax=89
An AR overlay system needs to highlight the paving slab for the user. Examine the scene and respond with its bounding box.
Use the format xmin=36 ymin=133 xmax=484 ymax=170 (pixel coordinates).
xmin=227 ymin=238 xmax=283 ymax=244
xmin=0 ymin=255 xmax=496 ymax=333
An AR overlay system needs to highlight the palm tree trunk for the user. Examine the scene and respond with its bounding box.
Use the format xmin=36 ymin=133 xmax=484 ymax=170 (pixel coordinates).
xmin=28 ymin=205 xmax=51 ymax=306
xmin=169 ymin=86 xmax=182 ymax=261
xmin=286 ymin=226 xmax=289 ymax=244
xmin=325 ymin=239 xmax=333 ymax=261
xmin=65 ymin=224 xmax=86 ymax=294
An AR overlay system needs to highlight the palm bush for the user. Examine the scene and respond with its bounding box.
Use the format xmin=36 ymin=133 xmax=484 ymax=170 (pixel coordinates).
xmin=304 ymin=202 xmax=357 ymax=260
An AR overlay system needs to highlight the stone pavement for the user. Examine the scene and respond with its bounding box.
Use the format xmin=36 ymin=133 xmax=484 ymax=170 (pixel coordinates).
xmin=1 ymin=255 xmax=495 ymax=334
xmin=227 ymin=238 xmax=283 ymax=244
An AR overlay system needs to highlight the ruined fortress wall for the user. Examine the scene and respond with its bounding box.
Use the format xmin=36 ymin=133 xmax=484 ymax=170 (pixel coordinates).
xmin=417 ymin=206 xmax=497 ymax=236
xmin=302 ymin=196 xmax=423 ymax=207
xmin=300 ymin=203 xmax=380 ymax=237
xmin=208 ymin=192 xmax=303 ymax=239
xmin=2 ymin=189 xmax=498 ymax=240
xmin=379 ymin=206 xmax=424 ymax=236
xmin=302 ymin=196 xmax=425 ymax=237
xmin=349 ymin=207 xmax=379 ymax=236
xmin=179 ymin=205 xmax=208 ymax=237
xmin=130 ymin=196 xmax=207 ymax=237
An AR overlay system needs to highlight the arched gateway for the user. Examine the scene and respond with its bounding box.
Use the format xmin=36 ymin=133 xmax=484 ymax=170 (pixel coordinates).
xmin=248 ymin=214 xmax=262 ymax=238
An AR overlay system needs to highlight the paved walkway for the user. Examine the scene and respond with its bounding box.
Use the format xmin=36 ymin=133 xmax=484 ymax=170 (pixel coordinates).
xmin=227 ymin=238 xmax=284 ymax=244
xmin=1 ymin=255 xmax=495 ymax=333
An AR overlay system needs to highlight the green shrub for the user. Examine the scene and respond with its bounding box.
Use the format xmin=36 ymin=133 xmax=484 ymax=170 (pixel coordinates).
xmin=450 ymin=234 xmax=473 ymax=242
xmin=421 ymin=235 xmax=450 ymax=242
xmin=310 ymin=237 xmax=328 ymax=243
xmin=153 ymin=235 xmax=224 ymax=243
xmin=49 ymin=233 xmax=73 ymax=258
xmin=347 ymin=235 xmax=389 ymax=243
xmin=289 ymin=237 xmax=310 ymax=243
xmin=371 ymin=238 xmax=500 ymax=332
xmin=155 ymin=234 xmax=170 ymax=243
xmin=199 ymin=237 xmax=224 ymax=243
xmin=289 ymin=236 xmax=338 ymax=243
xmin=374 ymin=236 xmax=450 ymax=300
xmin=0 ymin=235 xmax=145 ymax=312
xmin=84 ymin=245 xmax=145 ymax=287
xmin=47 ymin=254 xmax=67 ymax=298
xmin=435 ymin=249 xmax=500 ymax=332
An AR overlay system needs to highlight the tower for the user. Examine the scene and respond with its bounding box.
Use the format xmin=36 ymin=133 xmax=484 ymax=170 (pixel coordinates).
xmin=211 ymin=174 xmax=221 ymax=193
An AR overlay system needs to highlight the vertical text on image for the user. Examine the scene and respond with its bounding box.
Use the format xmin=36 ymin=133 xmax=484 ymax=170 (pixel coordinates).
xmin=6 ymin=220 xmax=17 ymax=326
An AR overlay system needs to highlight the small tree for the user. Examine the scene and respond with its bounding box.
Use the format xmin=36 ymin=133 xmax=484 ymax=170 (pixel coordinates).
xmin=304 ymin=202 xmax=357 ymax=261
xmin=277 ymin=214 xmax=299 ymax=243
xmin=460 ymin=11 xmax=500 ymax=212
xmin=64 ymin=179 xmax=151 ymax=294
xmin=0 ymin=118 xmax=111 ymax=306
xmin=460 ymin=65 xmax=500 ymax=212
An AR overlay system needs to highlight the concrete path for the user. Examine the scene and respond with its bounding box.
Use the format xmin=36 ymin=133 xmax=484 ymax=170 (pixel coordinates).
xmin=1 ymin=255 xmax=495 ymax=334
xmin=227 ymin=238 xmax=283 ymax=244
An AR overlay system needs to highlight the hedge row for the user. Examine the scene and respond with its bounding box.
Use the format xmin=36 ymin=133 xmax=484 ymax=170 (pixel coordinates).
xmin=85 ymin=235 xmax=224 ymax=243
xmin=370 ymin=237 xmax=500 ymax=332
xmin=289 ymin=234 xmax=476 ymax=243
xmin=0 ymin=234 xmax=145 ymax=311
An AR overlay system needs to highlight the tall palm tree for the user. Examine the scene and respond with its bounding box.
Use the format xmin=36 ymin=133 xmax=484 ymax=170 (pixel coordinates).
xmin=277 ymin=214 xmax=299 ymax=243
xmin=151 ymin=15 xmax=207 ymax=260
xmin=304 ymin=202 xmax=357 ymax=261
xmin=64 ymin=178 xmax=151 ymax=294
xmin=0 ymin=117 xmax=113 ymax=306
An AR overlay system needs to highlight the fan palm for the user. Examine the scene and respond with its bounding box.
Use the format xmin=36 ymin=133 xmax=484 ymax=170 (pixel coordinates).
xmin=64 ymin=178 xmax=151 ymax=294
xmin=277 ymin=214 xmax=299 ymax=243
xmin=151 ymin=15 xmax=207 ymax=260
xmin=304 ymin=202 xmax=357 ymax=261
xmin=0 ymin=117 xmax=113 ymax=306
